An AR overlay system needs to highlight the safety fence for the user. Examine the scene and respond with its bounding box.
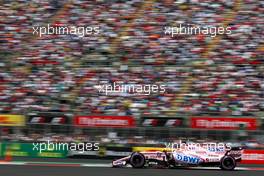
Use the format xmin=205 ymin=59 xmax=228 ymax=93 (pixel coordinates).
xmin=0 ymin=142 xmax=264 ymax=164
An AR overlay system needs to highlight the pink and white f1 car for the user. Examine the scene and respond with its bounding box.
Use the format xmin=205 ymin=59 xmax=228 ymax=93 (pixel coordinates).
xmin=112 ymin=146 xmax=243 ymax=170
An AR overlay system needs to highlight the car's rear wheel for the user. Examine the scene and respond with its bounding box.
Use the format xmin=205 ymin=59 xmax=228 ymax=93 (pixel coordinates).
xmin=130 ymin=152 xmax=145 ymax=168
xmin=220 ymin=156 xmax=236 ymax=170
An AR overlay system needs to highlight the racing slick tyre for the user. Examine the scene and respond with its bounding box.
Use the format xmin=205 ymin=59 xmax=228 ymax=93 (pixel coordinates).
xmin=220 ymin=155 xmax=236 ymax=170
xmin=130 ymin=152 xmax=145 ymax=168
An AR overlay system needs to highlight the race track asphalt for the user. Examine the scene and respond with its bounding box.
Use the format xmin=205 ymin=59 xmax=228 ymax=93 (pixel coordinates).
xmin=0 ymin=158 xmax=263 ymax=176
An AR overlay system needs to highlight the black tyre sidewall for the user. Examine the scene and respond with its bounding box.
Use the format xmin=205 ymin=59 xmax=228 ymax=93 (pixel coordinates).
xmin=130 ymin=152 xmax=145 ymax=168
xmin=220 ymin=156 xmax=236 ymax=170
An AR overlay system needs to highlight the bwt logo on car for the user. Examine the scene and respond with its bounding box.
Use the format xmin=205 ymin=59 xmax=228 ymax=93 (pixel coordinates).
xmin=207 ymin=147 xmax=224 ymax=152
xmin=176 ymin=154 xmax=200 ymax=164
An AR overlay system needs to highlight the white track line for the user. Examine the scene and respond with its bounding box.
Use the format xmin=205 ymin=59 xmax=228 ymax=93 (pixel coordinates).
xmin=0 ymin=161 xmax=111 ymax=167
xmin=0 ymin=161 xmax=26 ymax=165
xmin=81 ymin=163 xmax=112 ymax=167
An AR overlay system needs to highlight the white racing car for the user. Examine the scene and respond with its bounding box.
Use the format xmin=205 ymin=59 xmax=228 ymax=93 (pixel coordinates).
xmin=112 ymin=145 xmax=243 ymax=170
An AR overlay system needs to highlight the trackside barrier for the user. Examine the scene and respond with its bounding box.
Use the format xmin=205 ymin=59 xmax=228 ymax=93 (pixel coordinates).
xmin=0 ymin=142 xmax=68 ymax=158
xmin=241 ymin=150 xmax=264 ymax=164
xmin=133 ymin=147 xmax=172 ymax=152
xmin=1 ymin=142 xmax=264 ymax=164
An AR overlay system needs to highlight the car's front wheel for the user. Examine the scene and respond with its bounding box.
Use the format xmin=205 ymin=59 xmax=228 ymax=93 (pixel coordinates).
xmin=130 ymin=152 xmax=145 ymax=168
xmin=220 ymin=156 xmax=236 ymax=170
